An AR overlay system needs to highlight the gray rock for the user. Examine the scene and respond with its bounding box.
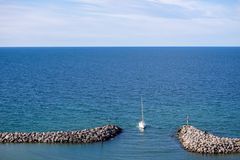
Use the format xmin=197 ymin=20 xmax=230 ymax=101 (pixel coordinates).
xmin=0 ymin=125 xmax=122 ymax=144
xmin=177 ymin=125 xmax=240 ymax=154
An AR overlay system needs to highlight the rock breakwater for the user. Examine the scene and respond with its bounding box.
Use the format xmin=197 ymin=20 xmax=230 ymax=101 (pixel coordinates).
xmin=0 ymin=125 xmax=122 ymax=144
xmin=177 ymin=125 xmax=240 ymax=154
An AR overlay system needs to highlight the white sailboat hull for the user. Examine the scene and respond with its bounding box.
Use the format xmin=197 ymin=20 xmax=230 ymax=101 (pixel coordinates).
xmin=138 ymin=120 xmax=146 ymax=129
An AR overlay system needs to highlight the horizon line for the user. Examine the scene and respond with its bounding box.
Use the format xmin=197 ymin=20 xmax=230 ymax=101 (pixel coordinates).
xmin=0 ymin=45 xmax=240 ymax=48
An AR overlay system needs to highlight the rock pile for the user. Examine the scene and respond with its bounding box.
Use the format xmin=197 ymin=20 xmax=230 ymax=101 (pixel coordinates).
xmin=177 ymin=125 xmax=240 ymax=154
xmin=0 ymin=125 xmax=122 ymax=144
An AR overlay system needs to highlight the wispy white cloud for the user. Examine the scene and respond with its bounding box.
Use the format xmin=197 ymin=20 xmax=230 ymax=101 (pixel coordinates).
xmin=149 ymin=0 xmax=238 ymax=19
xmin=0 ymin=0 xmax=239 ymax=46
xmin=150 ymin=0 xmax=198 ymax=10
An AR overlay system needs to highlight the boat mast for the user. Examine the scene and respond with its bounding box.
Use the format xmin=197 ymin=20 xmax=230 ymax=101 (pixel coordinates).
xmin=141 ymin=96 xmax=144 ymax=121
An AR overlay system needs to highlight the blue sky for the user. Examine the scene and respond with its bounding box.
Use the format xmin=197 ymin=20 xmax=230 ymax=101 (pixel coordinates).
xmin=0 ymin=0 xmax=240 ymax=46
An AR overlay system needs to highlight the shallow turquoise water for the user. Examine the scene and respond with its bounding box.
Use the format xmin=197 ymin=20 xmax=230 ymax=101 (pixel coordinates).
xmin=0 ymin=47 xmax=240 ymax=159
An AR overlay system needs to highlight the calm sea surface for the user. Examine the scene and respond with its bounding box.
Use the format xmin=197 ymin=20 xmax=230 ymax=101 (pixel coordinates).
xmin=0 ymin=47 xmax=240 ymax=160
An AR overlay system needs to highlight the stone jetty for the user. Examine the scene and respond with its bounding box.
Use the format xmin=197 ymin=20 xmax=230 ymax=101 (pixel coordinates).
xmin=0 ymin=125 xmax=122 ymax=144
xmin=177 ymin=125 xmax=240 ymax=154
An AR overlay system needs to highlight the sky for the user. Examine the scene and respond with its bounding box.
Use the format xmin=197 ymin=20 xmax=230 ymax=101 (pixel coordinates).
xmin=0 ymin=0 xmax=240 ymax=46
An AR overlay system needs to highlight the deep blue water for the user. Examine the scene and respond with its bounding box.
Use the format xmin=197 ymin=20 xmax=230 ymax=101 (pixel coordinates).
xmin=0 ymin=47 xmax=240 ymax=160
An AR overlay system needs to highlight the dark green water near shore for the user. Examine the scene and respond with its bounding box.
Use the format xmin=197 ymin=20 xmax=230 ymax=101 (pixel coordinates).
xmin=0 ymin=47 xmax=240 ymax=159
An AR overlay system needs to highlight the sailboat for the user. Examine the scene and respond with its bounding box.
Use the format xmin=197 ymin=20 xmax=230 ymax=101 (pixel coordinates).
xmin=138 ymin=97 xmax=146 ymax=130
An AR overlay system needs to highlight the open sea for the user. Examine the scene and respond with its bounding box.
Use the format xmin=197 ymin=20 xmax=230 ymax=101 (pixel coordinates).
xmin=0 ymin=47 xmax=240 ymax=160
